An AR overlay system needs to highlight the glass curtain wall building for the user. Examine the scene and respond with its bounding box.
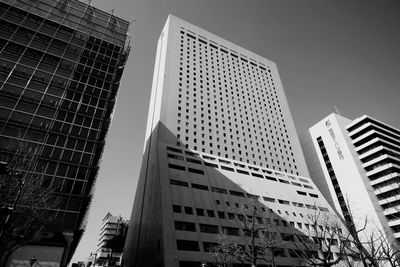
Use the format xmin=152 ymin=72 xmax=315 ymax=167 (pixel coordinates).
xmin=0 ymin=0 xmax=130 ymax=265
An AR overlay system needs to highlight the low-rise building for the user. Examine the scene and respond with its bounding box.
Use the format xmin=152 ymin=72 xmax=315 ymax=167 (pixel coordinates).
xmin=94 ymin=213 xmax=128 ymax=267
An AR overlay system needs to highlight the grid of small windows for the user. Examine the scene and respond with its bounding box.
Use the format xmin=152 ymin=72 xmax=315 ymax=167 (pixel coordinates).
xmin=171 ymin=203 xmax=340 ymax=256
xmin=166 ymin=146 xmax=310 ymax=188
xmin=175 ymin=29 xmax=298 ymax=175
xmin=0 ymin=2 xmax=128 ymax=230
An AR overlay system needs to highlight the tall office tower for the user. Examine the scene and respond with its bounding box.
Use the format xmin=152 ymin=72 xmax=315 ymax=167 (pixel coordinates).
xmin=124 ymin=16 xmax=346 ymax=267
xmin=301 ymin=113 xmax=400 ymax=252
xmin=0 ymin=0 xmax=130 ymax=265
xmin=95 ymin=213 xmax=129 ymax=267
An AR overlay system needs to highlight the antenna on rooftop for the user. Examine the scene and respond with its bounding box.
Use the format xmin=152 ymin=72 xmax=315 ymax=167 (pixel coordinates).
xmin=334 ymin=105 xmax=341 ymax=116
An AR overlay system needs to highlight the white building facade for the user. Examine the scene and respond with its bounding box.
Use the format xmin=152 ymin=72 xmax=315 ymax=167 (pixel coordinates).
xmin=95 ymin=213 xmax=129 ymax=267
xmin=301 ymin=113 xmax=400 ymax=250
xmin=123 ymin=16 xmax=347 ymax=267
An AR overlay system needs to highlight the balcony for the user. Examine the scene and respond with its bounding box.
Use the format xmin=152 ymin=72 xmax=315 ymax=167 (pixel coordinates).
xmin=348 ymin=122 xmax=371 ymax=138
xmin=370 ymin=172 xmax=399 ymax=186
xmin=383 ymin=206 xmax=400 ymax=216
xmin=352 ymin=130 xmax=376 ymax=147
xmin=355 ymin=138 xmax=380 ymax=154
xmin=388 ymin=218 xmax=400 ymax=227
xmin=379 ymin=195 xmax=400 ymax=206
xmin=363 ymin=155 xmax=399 ymax=170
xmin=375 ymin=183 xmax=400 ymax=196
xmin=367 ymin=163 xmax=400 ymax=179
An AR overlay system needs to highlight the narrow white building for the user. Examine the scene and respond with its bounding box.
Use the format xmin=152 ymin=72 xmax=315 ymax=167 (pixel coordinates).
xmin=301 ymin=113 xmax=400 ymax=251
xmin=95 ymin=213 xmax=129 ymax=267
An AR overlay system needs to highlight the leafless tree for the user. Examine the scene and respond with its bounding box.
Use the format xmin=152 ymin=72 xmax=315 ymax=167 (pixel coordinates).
xmin=210 ymin=197 xmax=283 ymax=267
xmin=0 ymin=140 xmax=58 ymax=266
xmin=209 ymin=233 xmax=243 ymax=267
xmin=294 ymin=210 xmax=350 ymax=267
xmin=339 ymin=202 xmax=390 ymax=267
xmin=348 ymin=227 xmax=400 ymax=267
xmin=378 ymin=233 xmax=400 ymax=267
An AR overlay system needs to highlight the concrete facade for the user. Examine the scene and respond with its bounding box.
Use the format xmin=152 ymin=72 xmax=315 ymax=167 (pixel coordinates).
xmin=124 ymin=16 xmax=346 ymax=267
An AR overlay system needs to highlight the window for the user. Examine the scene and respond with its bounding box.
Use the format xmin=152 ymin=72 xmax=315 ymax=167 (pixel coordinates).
xmin=229 ymin=190 xmax=245 ymax=197
xmin=291 ymin=182 xmax=302 ymax=187
xmin=222 ymin=226 xmax=240 ymax=236
xmin=184 ymin=206 xmax=193 ymax=214
xmin=191 ymin=183 xmax=208 ymax=191
xmin=169 ymin=163 xmax=185 ymax=171
xmin=237 ymin=169 xmax=249 ymax=175
xmin=299 ymin=178 xmax=309 ymax=183
xmin=251 ymin=172 xmax=263 ymax=178
xmin=306 ymin=205 xmax=317 ymax=210
xmin=227 ymin=212 xmax=235 ymax=220
xmin=204 ymin=162 xmax=218 ymax=168
xmin=278 ymin=199 xmax=290 ymax=205
xmin=297 ymin=190 xmax=307 ymax=196
xmin=168 ymin=153 xmax=184 ymax=160
xmin=265 ymin=176 xmax=277 ymax=181
xmin=211 ymin=187 xmax=227 ymax=194
xmin=200 ymin=223 xmax=219 ymax=234
xmin=175 ymin=221 xmax=196 ymax=232
xmin=170 ymin=179 xmax=188 ymax=187
xmin=188 ymin=167 xmax=204 ymax=175
xmin=207 ymin=210 xmax=215 ymax=217
xmin=176 ymin=240 xmax=199 ymax=251
xmin=309 ymin=193 xmax=319 ymax=198
xmin=221 ymin=166 xmax=234 ymax=172
xmin=281 ymin=233 xmax=294 ymax=242
xmin=263 ymin=196 xmax=275 ymax=203
xmin=196 ymin=208 xmax=204 ymax=216
xmin=173 ymin=205 xmax=181 ymax=213
xmin=292 ymin=202 xmax=304 ymax=208
xmin=187 ymin=158 xmax=202 ymax=164
xmin=167 ymin=146 xmax=182 ymax=153
xmin=203 ymin=242 xmax=218 ymax=252
xmin=218 ymin=211 xmax=225 ymax=219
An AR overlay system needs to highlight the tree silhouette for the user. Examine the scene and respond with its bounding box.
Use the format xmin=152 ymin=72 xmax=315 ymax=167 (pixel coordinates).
xmin=210 ymin=197 xmax=283 ymax=267
xmin=0 ymin=140 xmax=58 ymax=265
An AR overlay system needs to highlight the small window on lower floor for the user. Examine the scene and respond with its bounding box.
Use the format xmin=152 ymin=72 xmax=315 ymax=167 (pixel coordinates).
xmin=222 ymin=226 xmax=240 ymax=236
xmin=184 ymin=206 xmax=193 ymax=214
xmin=176 ymin=240 xmax=200 ymax=251
xmin=203 ymin=242 xmax=218 ymax=252
xmin=188 ymin=167 xmax=204 ymax=175
xmin=169 ymin=163 xmax=186 ymax=171
xmin=196 ymin=208 xmax=204 ymax=216
xmin=175 ymin=221 xmax=196 ymax=232
xmin=199 ymin=223 xmax=219 ymax=234
xmin=173 ymin=205 xmax=181 ymax=213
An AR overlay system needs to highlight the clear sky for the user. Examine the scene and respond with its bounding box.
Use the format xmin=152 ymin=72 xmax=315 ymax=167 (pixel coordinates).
xmin=71 ymin=0 xmax=400 ymax=263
